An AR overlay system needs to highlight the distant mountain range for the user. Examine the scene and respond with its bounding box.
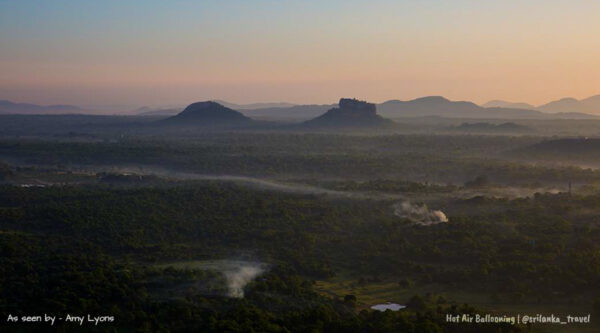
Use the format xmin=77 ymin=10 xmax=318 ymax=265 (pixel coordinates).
xmin=160 ymin=99 xmax=394 ymax=130
xmin=3 ymin=93 xmax=600 ymax=119
xmin=238 ymin=97 xmax=542 ymax=121
xmin=301 ymin=98 xmax=393 ymax=129
xmin=538 ymin=95 xmax=600 ymax=113
xmin=482 ymin=100 xmax=536 ymax=110
xmin=135 ymin=106 xmax=182 ymax=116
xmin=135 ymin=101 xmax=299 ymax=117
xmin=0 ymin=100 xmax=85 ymax=114
xmin=214 ymin=100 xmax=296 ymax=110
xmin=482 ymin=94 xmax=600 ymax=114
xmin=376 ymin=96 xmax=548 ymax=119
xmin=240 ymin=96 xmax=599 ymax=120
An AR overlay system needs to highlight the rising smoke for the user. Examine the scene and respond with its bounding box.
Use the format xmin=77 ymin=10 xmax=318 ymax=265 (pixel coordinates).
xmin=161 ymin=260 xmax=268 ymax=299
xmin=223 ymin=264 xmax=266 ymax=298
xmin=393 ymin=201 xmax=448 ymax=226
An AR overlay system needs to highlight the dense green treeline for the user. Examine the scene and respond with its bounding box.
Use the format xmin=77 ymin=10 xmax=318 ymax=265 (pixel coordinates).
xmin=1 ymin=135 xmax=599 ymax=185
xmin=2 ymin=184 xmax=600 ymax=296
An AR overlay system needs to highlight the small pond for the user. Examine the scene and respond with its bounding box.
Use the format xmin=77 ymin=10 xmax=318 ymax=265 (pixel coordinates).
xmin=370 ymin=303 xmax=406 ymax=312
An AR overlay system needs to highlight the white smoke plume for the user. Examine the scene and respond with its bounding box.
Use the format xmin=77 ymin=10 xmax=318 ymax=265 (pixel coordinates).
xmin=223 ymin=264 xmax=266 ymax=298
xmin=393 ymin=201 xmax=448 ymax=226
xmin=159 ymin=259 xmax=268 ymax=299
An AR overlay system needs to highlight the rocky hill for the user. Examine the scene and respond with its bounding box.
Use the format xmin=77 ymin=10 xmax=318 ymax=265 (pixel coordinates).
xmin=302 ymin=98 xmax=394 ymax=129
xmin=162 ymin=101 xmax=252 ymax=127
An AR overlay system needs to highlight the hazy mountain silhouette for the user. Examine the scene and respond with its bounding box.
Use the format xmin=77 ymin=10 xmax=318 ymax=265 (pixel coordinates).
xmin=5 ymin=95 xmax=600 ymax=118
xmin=582 ymin=95 xmax=600 ymax=108
xmin=0 ymin=100 xmax=84 ymax=114
xmin=243 ymin=96 xmax=599 ymax=120
xmin=378 ymin=96 xmax=480 ymax=117
xmin=377 ymin=96 xmax=545 ymax=119
xmin=482 ymin=100 xmax=536 ymax=110
xmin=135 ymin=106 xmax=181 ymax=116
xmin=215 ymin=100 xmax=296 ymax=110
xmin=302 ymin=98 xmax=393 ymax=128
xmin=481 ymin=94 xmax=600 ymax=114
xmin=533 ymin=94 xmax=600 ymax=114
xmin=537 ymin=97 xmax=582 ymax=113
xmin=162 ymin=101 xmax=252 ymax=127
xmin=239 ymin=104 xmax=334 ymax=121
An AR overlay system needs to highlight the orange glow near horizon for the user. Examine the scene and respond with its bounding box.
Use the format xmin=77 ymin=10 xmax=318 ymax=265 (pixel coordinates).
xmin=1 ymin=1 xmax=599 ymax=108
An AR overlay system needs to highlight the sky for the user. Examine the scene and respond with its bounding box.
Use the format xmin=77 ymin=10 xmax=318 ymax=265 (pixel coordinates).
xmin=1 ymin=0 xmax=599 ymax=109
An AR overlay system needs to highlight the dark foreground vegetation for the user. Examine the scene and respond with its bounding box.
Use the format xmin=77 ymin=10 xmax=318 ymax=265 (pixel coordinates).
xmin=1 ymin=179 xmax=600 ymax=332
